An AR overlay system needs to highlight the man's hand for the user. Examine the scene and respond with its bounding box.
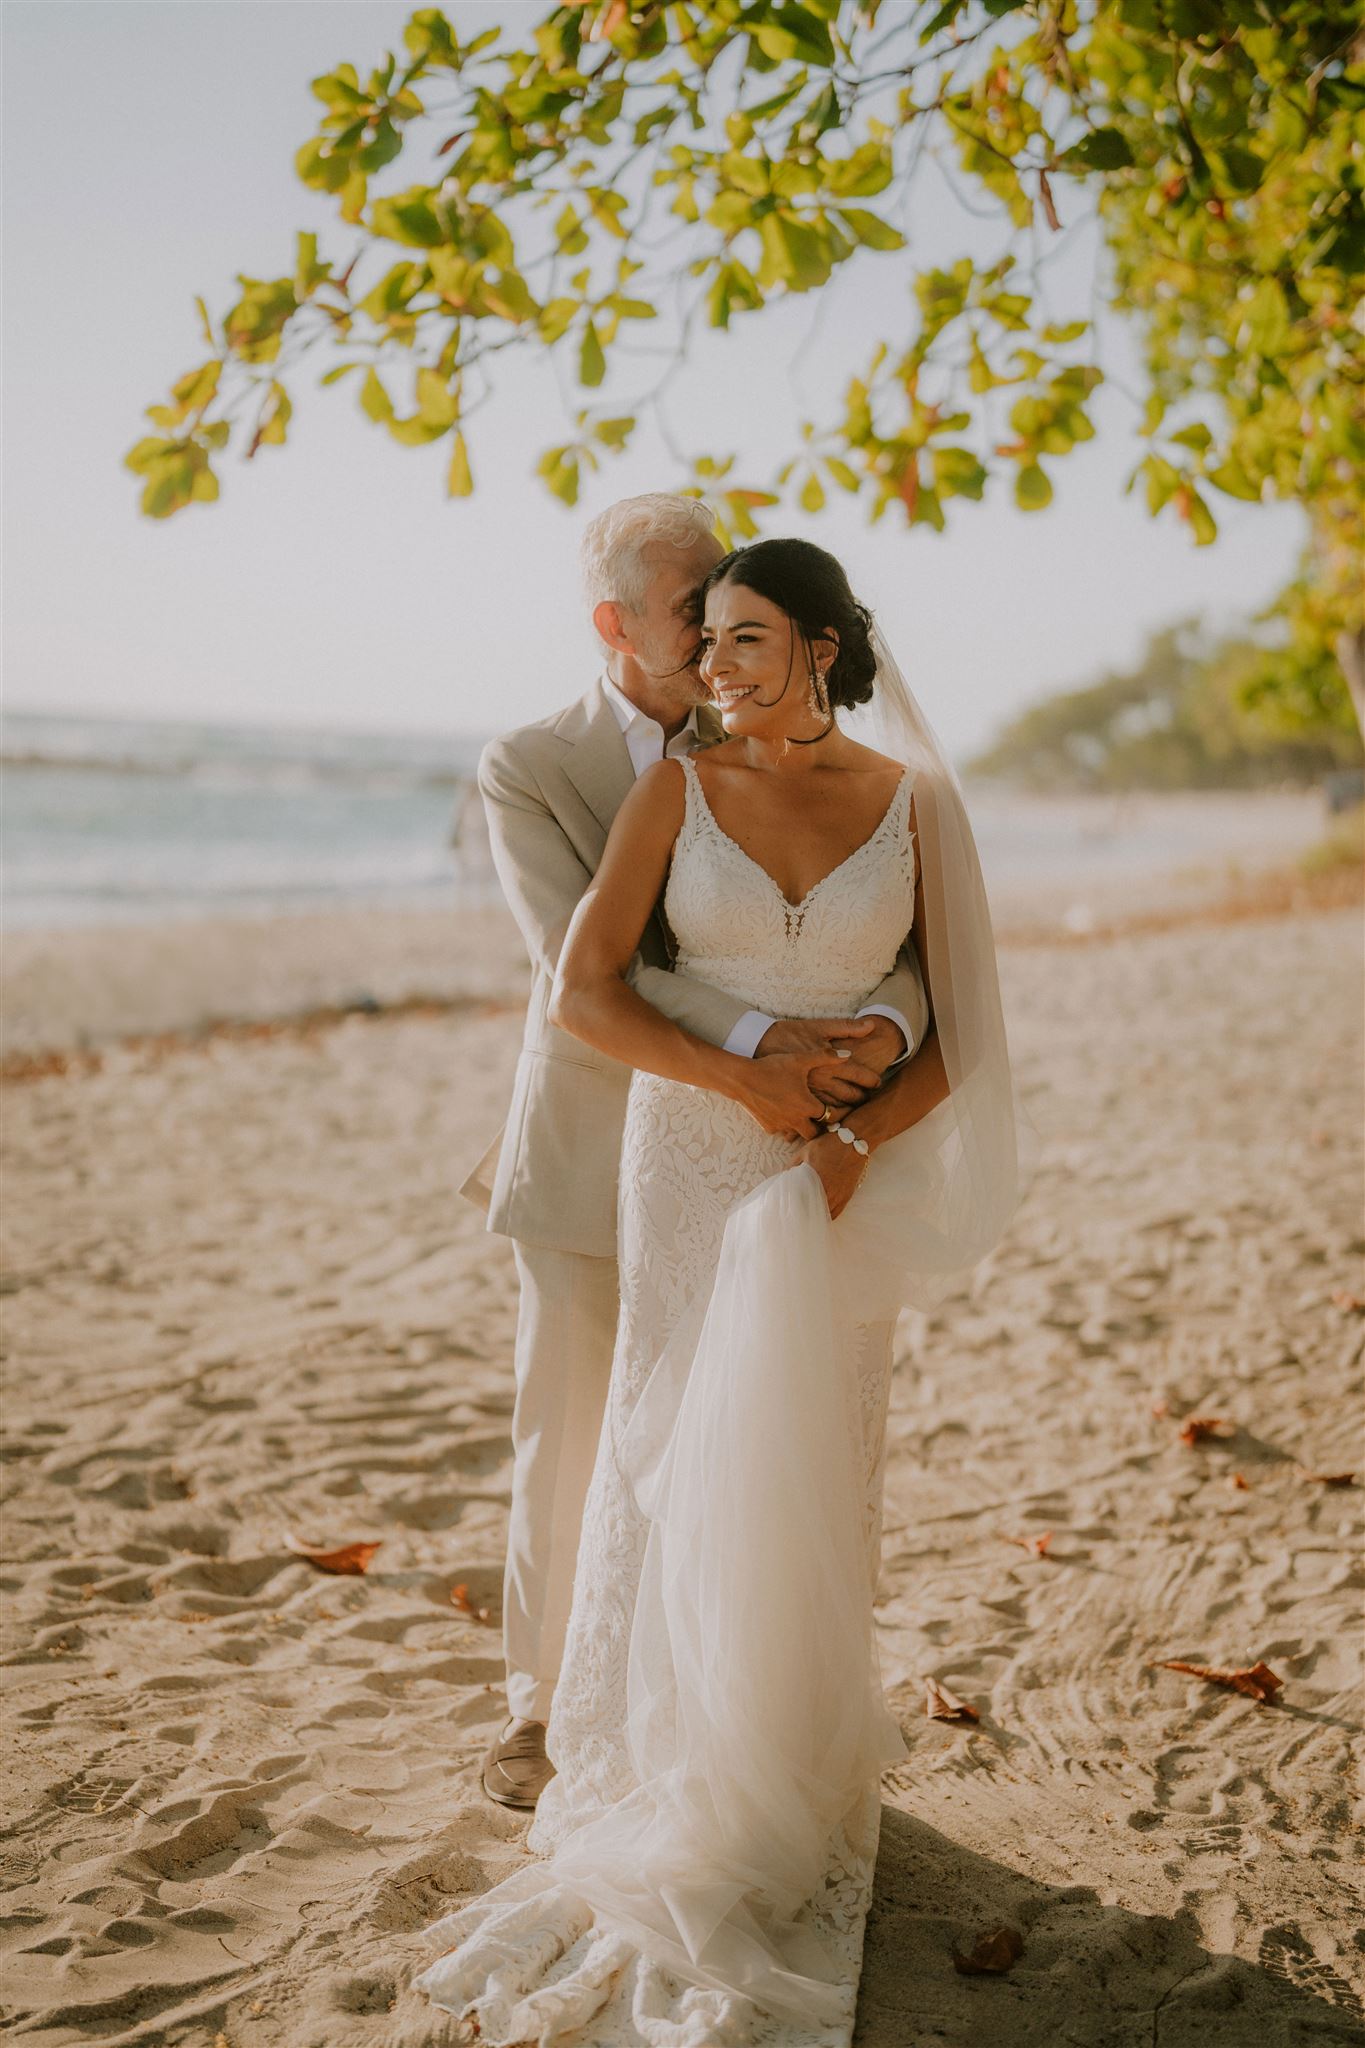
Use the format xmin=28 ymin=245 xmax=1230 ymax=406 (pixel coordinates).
xmin=734 ymin=1049 xmax=882 ymax=1142
xmin=756 ymin=1014 xmax=908 ymax=1109
xmin=828 ymin=1013 xmax=907 ymax=1074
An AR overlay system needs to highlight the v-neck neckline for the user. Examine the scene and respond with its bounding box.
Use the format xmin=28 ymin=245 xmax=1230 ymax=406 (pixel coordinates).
xmin=685 ymin=757 xmax=910 ymax=914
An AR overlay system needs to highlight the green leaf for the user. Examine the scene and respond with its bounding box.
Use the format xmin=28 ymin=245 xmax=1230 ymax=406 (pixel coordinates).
xmin=721 ymin=150 xmax=770 ymax=198
xmin=1179 ymin=484 xmax=1217 ymax=545
xmin=586 ymin=188 xmax=629 ymax=238
xmin=1057 ymin=127 xmax=1135 ymax=173
xmin=1219 ymin=145 xmax=1264 ymax=193
xmin=555 ymin=206 xmax=590 ymax=256
xmin=1239 ymin=277 xmax=1290 ymax=358
xmin=1205 ymin=460 xmax=1259 ymax=502
xmin=481 ymin=269 xmax=536 ymax=323
xmin=931 ymin=446 xmax=987 ymax=500
xmin=911 ymin=484 xmax=945 ymax=531
xmin=123 ymin=435 xmax=178 ymax=476
xmin=799 ymin=469 xmax=825 ymax=512
xmin=592 ymin=415 xmax=635 ymax=451
xmin=836 ymin=207 xmax=905 ymax=251
xmin=169 ymin=359 xmax=221 ymax=415
xmin=708 ymin=190 xmax=761 ymax=234
xmin=747 ymin=7 xmax=835 ymax=68
xmin=311 ymin=67 xmax=366 ymax=113
xmin=823 ymin=456 xmax=861 ymax=492
xmin=370 ymin=191 xmax=445 ymax=248
xmin=257 ymin=381 xmax=292 ymax=447
xmin=360 ymin=368 xmax=394 ymax=424
xmin=538 ymin=445 xmax=581 ymax=505
xmin=919 ymin=0 xmax=966 ymax=40
xmin=1142 ymin=455 xmax=1181 ymax=515
xmin=447 ymin=430 xmax=473 ymax=497
xmin=825 ymin=142 xmax=893 ymax=199
xmin=537 ymin=297 xmax=579 ymax=344
xmin=295 ymin=137 xmax=352 ymax=196
xmin=358 ymin=115 xmax=403 ymax=174
xmin=387 ymin=412 xmax=451 ymax=446
xmin=579 ymin=321 xmax=606 ymax=387
xmin=756 ymin=210 xmax=832 ymax=291
xmin=1014 ymin=461 xmax=1053 ymax=509
xmin=416 ymin=366 xmax=458 ymax=429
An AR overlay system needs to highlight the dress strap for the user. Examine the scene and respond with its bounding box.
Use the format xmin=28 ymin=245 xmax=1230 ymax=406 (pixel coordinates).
xmin=895 ymin=767 xmax=919 ymax=887
xmin=676 ymin=751 xmax=706 ymax=840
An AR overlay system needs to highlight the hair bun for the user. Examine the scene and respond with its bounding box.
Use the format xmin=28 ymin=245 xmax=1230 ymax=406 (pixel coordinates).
xmin=828 ymin=599 xmax=877 ymax=709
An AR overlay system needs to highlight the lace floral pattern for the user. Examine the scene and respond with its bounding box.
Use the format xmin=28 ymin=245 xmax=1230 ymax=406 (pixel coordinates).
xmin=417 ymin=753 xmax=917 ymax=2046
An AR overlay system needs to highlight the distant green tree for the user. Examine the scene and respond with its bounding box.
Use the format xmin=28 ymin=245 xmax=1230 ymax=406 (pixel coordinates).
xmin=129 ymin=1 xmax=1364 ymax=732
xmin=966 ymin=619 xmax=1362 ymax=789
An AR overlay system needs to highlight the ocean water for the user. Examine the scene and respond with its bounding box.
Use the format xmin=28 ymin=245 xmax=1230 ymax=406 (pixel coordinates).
xmin=1 ymin=708 xmax=1327 ymax=933
xmin=1 ymin=709 xmax=494 ymax=930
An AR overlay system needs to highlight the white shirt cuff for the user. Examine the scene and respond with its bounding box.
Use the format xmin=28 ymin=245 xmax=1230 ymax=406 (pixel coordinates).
xmin=856 ymin=1003 xmax=912 ymax=1065
xmin=723 ymin=1009 xmax=777 ymax=1059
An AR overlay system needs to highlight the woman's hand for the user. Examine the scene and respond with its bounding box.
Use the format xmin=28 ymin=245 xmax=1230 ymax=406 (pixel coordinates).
xmin=735 ymin=1051 xmax=880 ymax=1141
xmin=791 ymin=1128 xmax=869 ymax=1219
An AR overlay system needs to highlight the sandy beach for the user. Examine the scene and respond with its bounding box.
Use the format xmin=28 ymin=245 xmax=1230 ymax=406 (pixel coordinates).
xmin=2 ymin=881 xmax=1363 ymax=2045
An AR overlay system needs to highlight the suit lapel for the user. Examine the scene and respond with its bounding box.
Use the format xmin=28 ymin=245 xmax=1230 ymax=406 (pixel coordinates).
xmin=559 ymin=679 xmax=635 ymax=840
xmin=693 ymin=701 xmax=725 ymax=751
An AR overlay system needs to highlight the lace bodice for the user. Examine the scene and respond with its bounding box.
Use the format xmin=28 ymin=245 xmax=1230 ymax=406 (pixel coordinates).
xmin=664 ymin=753 xmax=917 ymax=1018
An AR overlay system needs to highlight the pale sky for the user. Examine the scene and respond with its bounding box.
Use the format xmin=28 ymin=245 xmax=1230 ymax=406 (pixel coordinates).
xmin=2 ymin=0 xmax=1306 ymax=762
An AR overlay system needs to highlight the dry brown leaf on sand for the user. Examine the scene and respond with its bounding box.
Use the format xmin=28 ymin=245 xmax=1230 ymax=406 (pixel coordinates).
xmin=283 ymin=1535 xmax=381 ymax=1576
xmin=1003 ymin=1530 xmax=1053 ymax=1557
xmin=1299 ymin=1467 xmax=1357 ymax=1487
xmin=925 ymin=1678 xmax=980 ymax=1724
xmin=1330 ymin=1290 xmax=1364 ymax=1315
xmin=451 ymin=1582 xmax=495 ymax=1626
xmin=1228 ymin=1472 xmax=1250 ymax=1490
xmin=1178 ymin=1415 xmax=1236 ymax=1446
xmin=952 ymin=1926 xmax=1024 ymax=1976
xmin=1154 ymin=1658 xmax=1284 ymax=1704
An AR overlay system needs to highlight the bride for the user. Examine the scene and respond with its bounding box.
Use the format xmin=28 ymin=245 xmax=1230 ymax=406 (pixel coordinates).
xmin=415 ymin=537 xmax=1032 ymax=2046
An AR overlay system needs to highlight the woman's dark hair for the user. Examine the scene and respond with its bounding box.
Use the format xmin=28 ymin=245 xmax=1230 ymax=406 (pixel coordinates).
xmin=696 ymin=537 xmax=878 ymax=712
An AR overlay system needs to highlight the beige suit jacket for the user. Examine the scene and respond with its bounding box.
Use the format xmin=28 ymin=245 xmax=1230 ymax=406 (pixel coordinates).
xmin=461 ymin=677 xmax=930 ymax=1259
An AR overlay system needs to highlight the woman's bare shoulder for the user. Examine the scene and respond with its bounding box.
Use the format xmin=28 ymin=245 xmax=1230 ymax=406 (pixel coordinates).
xmin=837 ymin=737 xmax=906 ymax=778
xmin=616 ymin=754 xmax=688 ymax=828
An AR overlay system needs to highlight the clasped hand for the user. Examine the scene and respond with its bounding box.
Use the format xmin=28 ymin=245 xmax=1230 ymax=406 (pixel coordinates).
xmin=739 ymin=1013 xmax=903 ymax=1142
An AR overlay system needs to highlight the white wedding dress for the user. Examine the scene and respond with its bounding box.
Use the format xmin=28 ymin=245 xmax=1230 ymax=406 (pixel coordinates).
xmin=417 ymin=753 xmax=920 ymax=2047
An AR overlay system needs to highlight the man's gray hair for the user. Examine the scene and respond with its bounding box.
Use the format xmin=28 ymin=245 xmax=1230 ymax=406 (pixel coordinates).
xmin=580 ymin=492 xmax=718 ymax=617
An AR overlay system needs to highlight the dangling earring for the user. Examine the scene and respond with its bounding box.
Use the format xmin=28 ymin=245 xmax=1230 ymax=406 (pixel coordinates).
xmin=808 ymin=664 xmax=830 ymax=721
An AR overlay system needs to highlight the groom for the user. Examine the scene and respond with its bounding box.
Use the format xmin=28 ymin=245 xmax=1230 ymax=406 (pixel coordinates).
xmin=461 ymin=492 xmax=930 ymax=1810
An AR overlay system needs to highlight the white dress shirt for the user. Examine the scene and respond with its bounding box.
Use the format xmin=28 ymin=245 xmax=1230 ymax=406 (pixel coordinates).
xmin=602 ymin=673 xmax=910 ymax=1063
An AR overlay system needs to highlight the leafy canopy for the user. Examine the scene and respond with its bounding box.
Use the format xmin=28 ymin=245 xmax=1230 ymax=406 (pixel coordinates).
xmin=129 ymin=1 xmax=1364 ymax=726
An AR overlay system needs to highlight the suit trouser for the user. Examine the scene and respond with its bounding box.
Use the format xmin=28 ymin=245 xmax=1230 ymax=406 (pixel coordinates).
xmin=503 ymin=1241 xmax=620 ymax=1724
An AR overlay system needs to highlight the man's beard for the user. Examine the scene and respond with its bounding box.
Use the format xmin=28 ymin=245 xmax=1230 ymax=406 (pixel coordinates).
xmin=640 ymin=642 xmax=709 ymax=704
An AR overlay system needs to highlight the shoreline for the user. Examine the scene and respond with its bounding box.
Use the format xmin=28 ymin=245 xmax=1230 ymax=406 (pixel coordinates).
xmin=2 ymin=856 xmax=1357 ymax=1081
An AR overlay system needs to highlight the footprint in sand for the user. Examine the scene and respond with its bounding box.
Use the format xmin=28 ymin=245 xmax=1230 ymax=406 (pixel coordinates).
xmin=1258 ymin=1922 xmax=1365 ymax=2021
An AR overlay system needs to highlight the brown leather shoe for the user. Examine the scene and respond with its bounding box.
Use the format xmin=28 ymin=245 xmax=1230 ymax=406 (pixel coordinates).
xmin=480 ymin=1717 xmax=555 ymax=1810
